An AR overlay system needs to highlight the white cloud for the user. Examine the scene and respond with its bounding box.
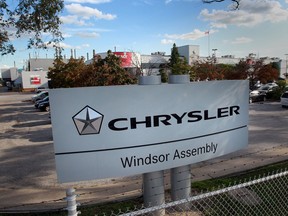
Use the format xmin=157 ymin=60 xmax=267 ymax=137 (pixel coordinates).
xmin=163 ymin=29 xmax=216 ymax=41
xmin=81 ymin=44 xmax=90 ymax=48
xmin=231 ymin=37 xmax=253 ymax=44
xmin=75 ymin=32 xmax=100 ymax=38
xmin=65 ymin=27 xmax=111 ymax=32
xmin=161 ymin=38 xmax=174 ymax=44
xmin=45 ymin=42 xmax=73 ymax=49
xmin=0 ymin=64 xmax=10 ymax=69
xmin=65 ymin=3 xmax=117 ymax=20
xmin=73 ymin=43 xmax=91 ymax=49
xmin=200 ymin=0 xmax=288 ymax=28
xmin=61 ymin=28 xmax=108 ymax=38
xmin=46 ymin=42 xmax=90 ymax=50
xmin=62 ymin=33 xmax=73 ymax=38
xmin=60 ymin=15 xmax=92 ymax=26
xmin=65 ymin=0 xmax=111 ymax=3
xmin=142 ymin=0 xmax=153 ymax=5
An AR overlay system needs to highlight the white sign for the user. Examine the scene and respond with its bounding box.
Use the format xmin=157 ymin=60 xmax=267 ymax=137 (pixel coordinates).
xmin=50 ymin=80 xmax=249 ymax=183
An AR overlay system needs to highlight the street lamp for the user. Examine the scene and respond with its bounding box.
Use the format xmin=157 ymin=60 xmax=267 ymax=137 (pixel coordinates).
xmin=285 ymin=54 xmax=288 ymax=79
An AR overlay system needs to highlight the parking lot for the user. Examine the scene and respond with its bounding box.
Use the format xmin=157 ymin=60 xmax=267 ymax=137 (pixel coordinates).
xmin=1 ymin=89 xmax=288 ymax=211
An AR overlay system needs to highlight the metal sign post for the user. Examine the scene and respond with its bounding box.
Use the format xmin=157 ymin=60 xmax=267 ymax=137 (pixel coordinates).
xmin=139 ymin=76 xmax=165 ymax=216
xmin=169 ymin=75 xmax=191 ymax=205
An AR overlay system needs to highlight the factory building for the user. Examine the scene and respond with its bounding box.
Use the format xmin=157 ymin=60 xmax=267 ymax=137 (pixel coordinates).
xmin=1 ymin=45 xmax=286 ymax=91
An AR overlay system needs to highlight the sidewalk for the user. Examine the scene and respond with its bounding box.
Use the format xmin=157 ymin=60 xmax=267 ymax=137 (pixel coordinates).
xmin=1 ymin=92 xmax=288 ymax=212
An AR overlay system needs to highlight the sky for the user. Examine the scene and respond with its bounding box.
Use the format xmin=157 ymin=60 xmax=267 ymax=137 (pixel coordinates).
xmin=1 ymin=0 xmax=288 ymax=69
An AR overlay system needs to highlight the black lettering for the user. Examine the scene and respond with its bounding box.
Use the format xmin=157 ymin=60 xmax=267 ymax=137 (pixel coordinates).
xmin=120 ymin=156 xmax=134 ymax=168
xmin=230 ymin=105 xmax=240 ymax=115
xmin=204 ymin=110 xmax=216 ymax=120
xmin=130 ymin=116 xmax=152 ymax=129
xmin=137 ymin=157 xmax=144 ymax=166
xmin=171 ymin=113 xmax=187 ymax=124
xmin=110 ymin=105 xmax=240 ymax=131
xmin=206 ymin=143 xmax=211 ymax=152
xmin=152 ymin=155 xmax=158 ymax=163
xmin=173 ymin=149 xmax=180 ymax=160
xmin=217 ymin=107 xmax=229 ymax=118
xmin=186 ymin=149 xmax=192 ymax=157
xmin=158 ymin=155 xmax=165 ymax=162
xmin=145 ymin=154 xmax=152 ymax=164
xmin=187 ymin=111 xmax=202 ymax=122
xmin=108 ymin=118 xmax=128 ymax=131
xmin=191 ymin=148 xmax=197 ymax=156
xmin=180 ymin=150 xmax=186 ymax=159
xmin=153 ymin=115 xmax=171 ymax=127
xmin=198 ymin=146 xmax=205 ymax=154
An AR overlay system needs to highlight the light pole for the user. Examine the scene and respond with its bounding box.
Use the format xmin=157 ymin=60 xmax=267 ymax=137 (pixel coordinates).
xmin=285 ymin=54 xmax=288 ymax=79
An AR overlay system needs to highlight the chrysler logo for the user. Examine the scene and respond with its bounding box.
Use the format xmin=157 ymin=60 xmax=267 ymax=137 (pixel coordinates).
xmin=73 ymin=106 xmax=104 ymax=135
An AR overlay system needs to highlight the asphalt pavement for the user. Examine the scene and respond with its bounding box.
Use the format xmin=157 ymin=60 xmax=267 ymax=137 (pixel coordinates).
xmin=1 ymin=89 xmax=288 ymax=212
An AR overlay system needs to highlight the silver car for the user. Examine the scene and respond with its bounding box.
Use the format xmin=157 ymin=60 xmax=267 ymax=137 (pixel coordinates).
xmin=31 ymin=91 xmax=48 ymax=103
xmin=281 ymin=91 xmax=288 ymax=108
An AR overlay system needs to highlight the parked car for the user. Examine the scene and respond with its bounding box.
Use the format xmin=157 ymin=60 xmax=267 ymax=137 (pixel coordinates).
xmin=31 ymin=91 xmax=48 ymax=103
xmin=38 ymin=100 xmax=50 ymax=112
xmin=35 ymin=96 xmax=49 ymax=109
xmin=249 ymin=84 xmax=278 ymax=103
xmin=265 ymin=82 xmax=278 ymax=87
xmin=6 ymin=81 xmax=12 ymax=90
xmin=250 ymin=93 xmax=267 ymax=103
xmin=35 ymin=87 xmax=48 ymax=94
xmin=281 ymin=91 xmax=288 ymax=108
xmin=253 ymin=81 xmax=262 ymax=89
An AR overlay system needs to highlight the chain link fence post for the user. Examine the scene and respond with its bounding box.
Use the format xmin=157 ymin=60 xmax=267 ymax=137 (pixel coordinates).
xmin=66 ymin=188 xmax=80 ymax=216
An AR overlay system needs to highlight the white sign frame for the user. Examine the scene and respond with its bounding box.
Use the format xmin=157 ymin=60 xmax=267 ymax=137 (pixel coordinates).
xmin=50 ymin=80 xmax=249 ymax=183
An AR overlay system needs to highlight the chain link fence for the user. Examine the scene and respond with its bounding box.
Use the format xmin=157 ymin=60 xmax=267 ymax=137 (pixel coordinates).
xmin=101 ymin=169 xmax=288 ymax=216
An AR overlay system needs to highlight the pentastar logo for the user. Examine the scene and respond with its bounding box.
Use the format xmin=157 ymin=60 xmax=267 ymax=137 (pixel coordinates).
xmin=72 ymin=105 xmax=104 ymax=135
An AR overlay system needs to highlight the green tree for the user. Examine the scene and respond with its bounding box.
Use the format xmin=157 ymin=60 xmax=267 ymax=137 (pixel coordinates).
xmin=190 ymin=59 xmax=281 ymax=85
xmin=47 ymin=57 xmax=86 ymax=88
xmin=169 ymin=43 xmax=190 ymax=75
xmin=191 ymin=61 xmax=211 ymax=81
xmin=257 ymin=63 xmax=279 ymax=84
xmin=271 ymin=62 xmax=281 ymax=77
xmin=170 ymin=43 xmax=180 ymax=70
xmin=266 ymin=80 xmax=287 ymax=100
xmin=0 ymin=0 xmax=64 ymax=55
xmin=47 ymin=51 xmax=137 ymax=88
xmin=232 ymin=60 xmax=250 ymax=80
xmin=191 ymin=61 xmax=227 ymax=81
xmin=220 ymin=64 xmax=239 ymax=80
xmin=159 ymin=63 xmax=169 ymax=83
xmin=245 ymin=60 xmax=278 ymax=88
xmin=84 ymin=50 xmax=137 ymax=86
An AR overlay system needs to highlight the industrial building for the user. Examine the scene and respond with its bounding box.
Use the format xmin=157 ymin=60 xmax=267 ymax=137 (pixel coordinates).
xmin=0 ymin=45 xmax=286 ymax=91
